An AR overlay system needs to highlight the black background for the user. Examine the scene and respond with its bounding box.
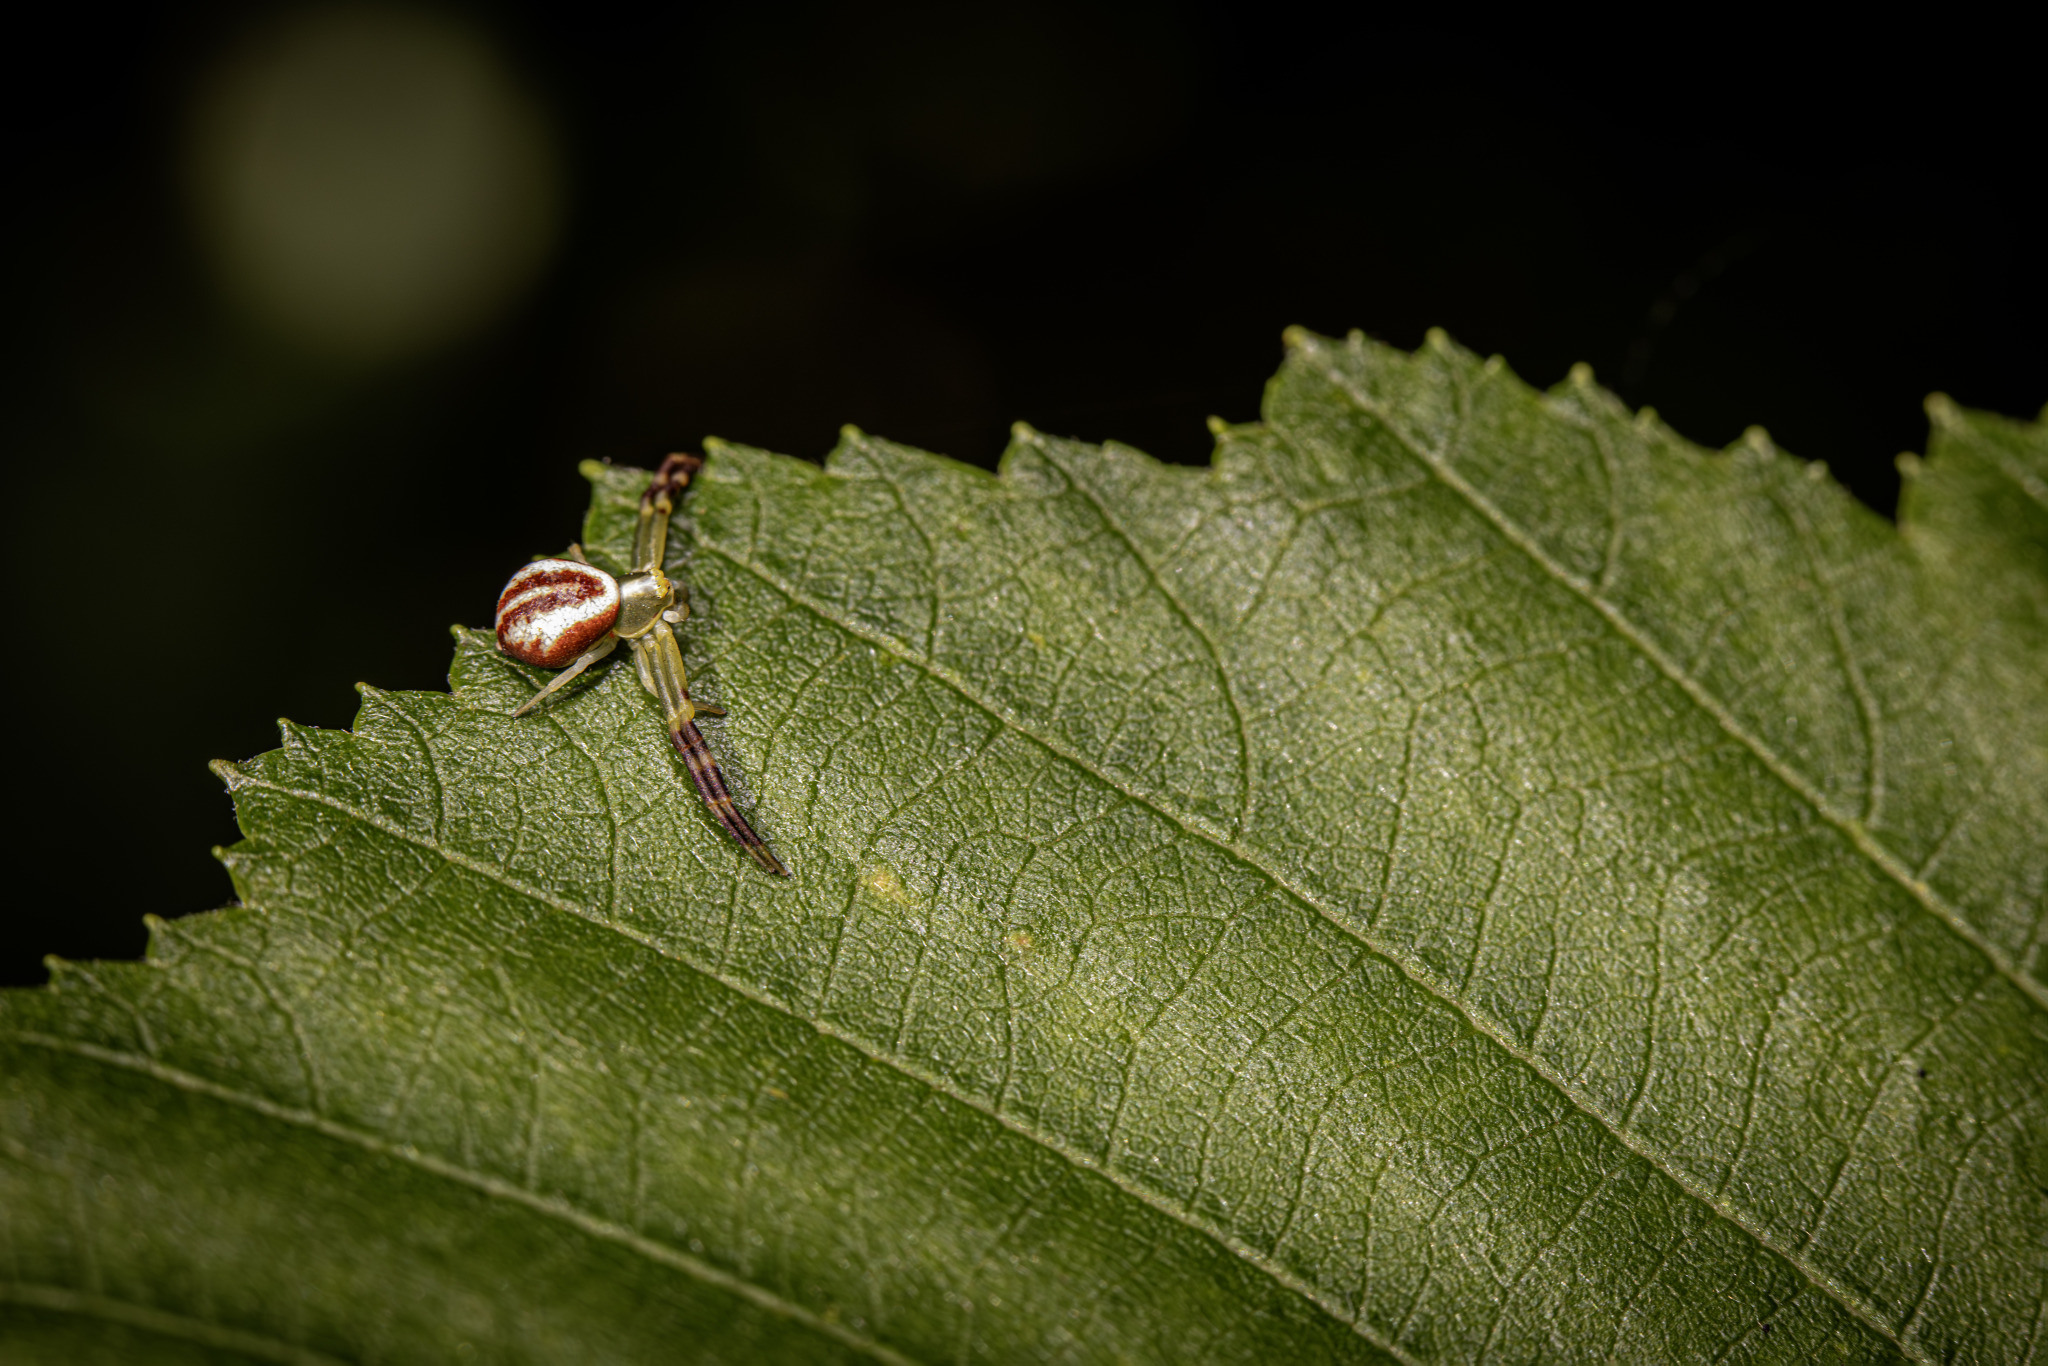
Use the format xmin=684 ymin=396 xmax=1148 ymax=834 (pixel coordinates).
xmin=3 ymin=3 xmax=2040 ymax=986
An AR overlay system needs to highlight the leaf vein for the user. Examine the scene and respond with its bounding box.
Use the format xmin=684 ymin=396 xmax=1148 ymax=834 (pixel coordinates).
xmin=1038 ymin=438 xmax=1258 ymax=839
xmin=1775 ymin=491 xmax=1887 ymax=826
xmin=0 ymin=1280 xmax=352 ymax=1365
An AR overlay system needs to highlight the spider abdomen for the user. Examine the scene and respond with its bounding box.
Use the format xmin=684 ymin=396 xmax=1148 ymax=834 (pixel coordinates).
xmin=496 ymin=559 xmax=620 ymax=667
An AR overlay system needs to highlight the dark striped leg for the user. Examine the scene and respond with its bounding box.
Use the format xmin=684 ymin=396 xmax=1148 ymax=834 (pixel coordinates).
xmin=671 ymin=722 xmax=789 ymax=876
xmin=633 ymin=451 xmax=705 ymax=573
xmin=645 ymin=451 xmax=703 ymax=506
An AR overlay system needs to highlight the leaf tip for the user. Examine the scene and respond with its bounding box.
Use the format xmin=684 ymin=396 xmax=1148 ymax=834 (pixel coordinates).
xmin=1424 ymin=326 xmax=1453 ymax=353
xmin=1924 ymin=392 xmax=1962 ymax=429
xmin=1011 ymin=420 xmax=1040 ymax=444
xmin=209 ymin=758 xmax=243 ymax=788
xmin=1205 ymin=414 xmax=1229 ymax=437
xmin=1568 ymin=361 xmax=1595 ymax=387
xmin=1896 ymin=452 xmax=1924 ymax=480
xmin=577 ymin=458 xmax=609 ymax=483
xmin=1281 ymin=324 xmax=1317 ymax=351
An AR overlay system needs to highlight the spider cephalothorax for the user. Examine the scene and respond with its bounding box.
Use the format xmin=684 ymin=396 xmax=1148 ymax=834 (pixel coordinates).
xmin=493 ymin=453 xmax=788 ymax=875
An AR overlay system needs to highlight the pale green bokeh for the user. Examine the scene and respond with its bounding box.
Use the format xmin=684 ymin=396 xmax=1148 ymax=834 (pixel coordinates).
xmin=186 ymin=5 xmax=562 ymax=364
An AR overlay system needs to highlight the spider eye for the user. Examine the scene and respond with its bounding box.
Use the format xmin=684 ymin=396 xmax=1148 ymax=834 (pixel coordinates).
xmin=496 ymin=559 xmax=621 ymax=667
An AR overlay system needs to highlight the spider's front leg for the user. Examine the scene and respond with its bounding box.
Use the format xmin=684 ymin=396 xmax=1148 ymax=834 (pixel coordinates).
xmin=634 ymin=452 xmax=702 ymax=574
xmin=630 ymin=621 xmax=788 ymax=877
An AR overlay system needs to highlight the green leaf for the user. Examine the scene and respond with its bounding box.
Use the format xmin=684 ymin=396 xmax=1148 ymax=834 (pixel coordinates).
xmin=5 ymin=329 xmax=2045 ymax=1365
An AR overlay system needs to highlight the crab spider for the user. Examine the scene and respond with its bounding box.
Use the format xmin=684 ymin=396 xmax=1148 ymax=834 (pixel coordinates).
xmin=494 ymin=453 xmax=788 ymax=876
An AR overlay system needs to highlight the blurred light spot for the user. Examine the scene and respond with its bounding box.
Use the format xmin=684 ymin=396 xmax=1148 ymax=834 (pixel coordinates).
xmin=187 ymin=5 xmax=562 ymax=364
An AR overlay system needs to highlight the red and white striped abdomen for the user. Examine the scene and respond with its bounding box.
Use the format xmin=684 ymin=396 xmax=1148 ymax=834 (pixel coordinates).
xmin=495 ymin=559 xmax=620 ymax=667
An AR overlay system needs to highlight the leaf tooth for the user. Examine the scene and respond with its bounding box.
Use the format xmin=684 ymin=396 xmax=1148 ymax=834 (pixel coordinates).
xmin=140 ymin=913 xmax=174 ymax=952
xmin=1922 ymin=392 xmax=1961 ymax=429
xmin=269 ymin=721 xmax=319 ymax=756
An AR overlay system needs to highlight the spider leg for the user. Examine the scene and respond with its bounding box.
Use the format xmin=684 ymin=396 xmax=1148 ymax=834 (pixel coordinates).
xmin=670 ymin=720 xmax=789 ymax=876
xmin=629 ymin=626 xmax=788 ymax=876
xmin=511 ymin=634 xmax=618 ymax=717
xmin=632 ymin=452 xmax=703 ymax=574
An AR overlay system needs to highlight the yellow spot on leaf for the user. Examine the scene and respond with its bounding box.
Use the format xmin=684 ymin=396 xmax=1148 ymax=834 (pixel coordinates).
xmin=863 ymin=864 xmax=912 ymax=905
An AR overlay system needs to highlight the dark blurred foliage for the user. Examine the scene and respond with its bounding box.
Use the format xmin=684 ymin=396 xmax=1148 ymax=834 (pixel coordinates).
xmin=2 ymin=2 xmax=2040 ymax=984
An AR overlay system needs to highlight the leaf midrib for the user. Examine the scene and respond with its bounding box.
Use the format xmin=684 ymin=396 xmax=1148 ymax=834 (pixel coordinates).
xmin=4 ymin=1029 xmax=918 ymax=1366
xmin=1304 ymin=340 xmax=2047 ymax=1015
xmin=688 ymin=531 xmax=1918 ymax=1363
